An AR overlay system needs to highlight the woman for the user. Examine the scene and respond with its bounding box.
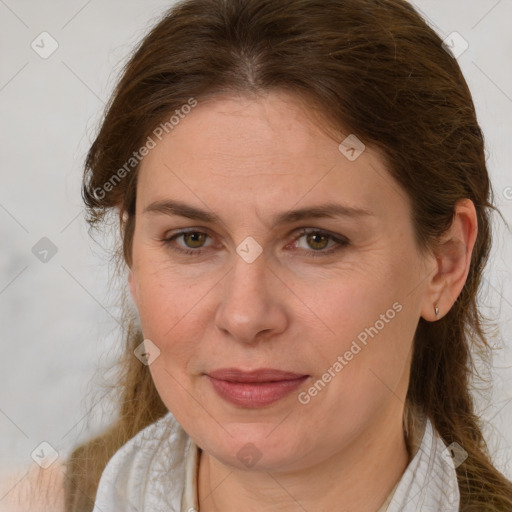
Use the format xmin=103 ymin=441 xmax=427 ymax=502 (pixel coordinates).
xmin=58 ymin=0 xmax=512 ymax=510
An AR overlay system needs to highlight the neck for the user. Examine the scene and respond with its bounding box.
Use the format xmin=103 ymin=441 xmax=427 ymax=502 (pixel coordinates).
xmin=197 ymin=404 xmax=409 ymax=512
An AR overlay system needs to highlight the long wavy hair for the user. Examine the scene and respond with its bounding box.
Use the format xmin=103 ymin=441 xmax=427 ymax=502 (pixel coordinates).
xmin=63 ymin=0 xmax=512 ymax=510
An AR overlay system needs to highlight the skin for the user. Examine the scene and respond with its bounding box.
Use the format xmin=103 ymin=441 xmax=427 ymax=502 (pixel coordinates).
xmin=127 ymin=90 xmax=477 ymax=511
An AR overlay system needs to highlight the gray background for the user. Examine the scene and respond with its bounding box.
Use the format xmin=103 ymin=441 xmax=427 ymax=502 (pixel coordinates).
xmin=1 ymin=0 xmax=511 ymax=482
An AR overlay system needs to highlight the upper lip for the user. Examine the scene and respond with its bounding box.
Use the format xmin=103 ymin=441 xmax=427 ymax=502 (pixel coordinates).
xmin=207 ymin=368 xmax=308 ymax=383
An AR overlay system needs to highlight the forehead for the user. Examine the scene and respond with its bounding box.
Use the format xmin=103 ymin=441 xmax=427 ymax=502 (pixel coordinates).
xmin=156 ymin=91 xmax=340 ymax=169
xmin=136 ymin=91 xmax=409 ymax=226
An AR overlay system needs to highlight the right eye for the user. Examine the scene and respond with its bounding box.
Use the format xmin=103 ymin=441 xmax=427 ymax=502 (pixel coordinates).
xmin=161 ymin=229 xmax=213 ymax=256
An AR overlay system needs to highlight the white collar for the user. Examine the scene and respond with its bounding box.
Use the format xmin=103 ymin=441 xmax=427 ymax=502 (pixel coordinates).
xmin=92 ymin=410 xmax=460 ymax=512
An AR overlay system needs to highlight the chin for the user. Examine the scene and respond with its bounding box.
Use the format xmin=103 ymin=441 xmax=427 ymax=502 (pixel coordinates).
xmin=199 ymin=427 xmax=310 ymax=472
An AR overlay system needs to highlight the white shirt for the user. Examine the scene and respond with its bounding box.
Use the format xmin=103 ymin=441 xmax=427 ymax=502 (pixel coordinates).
xmin=92 ymin=409 xmax=460 ymax=512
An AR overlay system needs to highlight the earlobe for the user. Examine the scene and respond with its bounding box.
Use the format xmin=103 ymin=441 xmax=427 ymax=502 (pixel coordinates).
xmin=420 ymin=198 xmax=478 ymax=322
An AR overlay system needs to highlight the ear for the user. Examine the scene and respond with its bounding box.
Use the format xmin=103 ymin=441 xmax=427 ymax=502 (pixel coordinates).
xmin=119 ymin=207 xmax=129 ymax=238
xmin=128 ymin=269 xmax=137 ymax=303
xmin=119 ymin=206 xmax=137 ymax=301
xmin=420 ymin=198 xmax=478 ymax=321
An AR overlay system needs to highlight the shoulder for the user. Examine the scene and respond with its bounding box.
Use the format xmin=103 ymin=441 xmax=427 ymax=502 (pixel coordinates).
xmin=0 ymin=461 xmax=66 ymax=512
xmin=104 ymin=411 xmax=180 ymax=467
xmin=96 ymin=411 xmax=181 ymax=483
xmin=93 ymin=412 xmax=191 ymax=511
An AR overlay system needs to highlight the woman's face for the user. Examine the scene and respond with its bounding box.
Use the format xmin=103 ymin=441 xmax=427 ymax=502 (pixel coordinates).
xmin=129 ymin=90 xmax=435 ymax=471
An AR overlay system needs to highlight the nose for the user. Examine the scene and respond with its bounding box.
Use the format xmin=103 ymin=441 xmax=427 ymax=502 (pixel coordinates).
xmin=214 ymin=251 xmax=288 ymax=345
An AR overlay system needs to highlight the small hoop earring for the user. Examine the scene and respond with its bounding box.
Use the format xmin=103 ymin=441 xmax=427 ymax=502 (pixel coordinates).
xmin=434 ymin=304 xmax=440 ymax=318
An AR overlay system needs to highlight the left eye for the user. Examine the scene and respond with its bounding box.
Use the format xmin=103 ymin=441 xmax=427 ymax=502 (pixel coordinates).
xmin=286 ymin=228 xmax=349 ymax=258
xmin=161 ymin=228 xmax=349 ymax=258
xmin=292 ymin=229 xmax=343 ymax=253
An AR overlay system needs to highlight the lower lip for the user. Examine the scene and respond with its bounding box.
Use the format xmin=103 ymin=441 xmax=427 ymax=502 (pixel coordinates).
xmin=207 ymin=375 xmax=309 ymax=408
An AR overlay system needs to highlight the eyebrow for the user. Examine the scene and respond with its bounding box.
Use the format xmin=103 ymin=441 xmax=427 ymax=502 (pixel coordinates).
xmin=143 ymin=199 xmax=374 ymax=227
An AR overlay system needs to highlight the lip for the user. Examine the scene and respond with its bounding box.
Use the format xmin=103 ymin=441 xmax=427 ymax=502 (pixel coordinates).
xmin=206 ymin=368 xmax=309 ymax=408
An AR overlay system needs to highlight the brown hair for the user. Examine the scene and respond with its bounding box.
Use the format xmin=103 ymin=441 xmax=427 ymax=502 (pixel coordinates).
xmin=64 ymin=0 xmax=512 ymax=510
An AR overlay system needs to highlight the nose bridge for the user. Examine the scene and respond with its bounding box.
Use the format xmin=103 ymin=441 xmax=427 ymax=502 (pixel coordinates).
xmin=231 ymin=249 xmax=269 ymax=301
xmin=215 ymin=249 xmax=287 ymax=342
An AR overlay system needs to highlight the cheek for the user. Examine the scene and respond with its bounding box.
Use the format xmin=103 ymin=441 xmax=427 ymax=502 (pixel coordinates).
xmin=132 ymin=262 xmax=212 ymax=367
xmin=308 ymin=263 xmax=417 ymax=392
xmin=321 ymin=300 xmax=411 ymax=386
xmin=134 ymin=267 xmax=215 ymax=426
xmin=300 ymin=296 xmax=414 ymax=447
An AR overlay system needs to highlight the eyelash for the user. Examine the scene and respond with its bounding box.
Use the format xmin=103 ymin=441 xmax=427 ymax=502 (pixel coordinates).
xmin=161 ymin=228 xmax=349 ymax=258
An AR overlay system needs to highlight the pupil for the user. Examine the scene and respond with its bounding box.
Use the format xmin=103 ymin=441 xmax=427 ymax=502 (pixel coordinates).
xmin=186 ymin=232 xmax=204 ymax=247
xmin=309 ymin=233 xmax=327 ymax=250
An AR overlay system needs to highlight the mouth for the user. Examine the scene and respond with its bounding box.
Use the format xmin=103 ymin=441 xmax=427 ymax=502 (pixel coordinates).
xmin=206 ymin=368 xmax=309 ymax=408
